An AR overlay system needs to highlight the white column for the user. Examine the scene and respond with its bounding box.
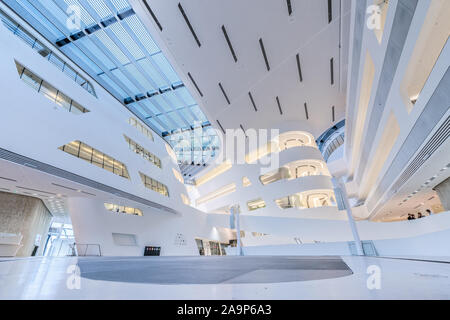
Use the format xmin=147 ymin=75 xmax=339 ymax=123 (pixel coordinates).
xmin=332 ymin=177 xmax=364 ymax=256
xmin=230 ymin=205 xmax=243 ymax=256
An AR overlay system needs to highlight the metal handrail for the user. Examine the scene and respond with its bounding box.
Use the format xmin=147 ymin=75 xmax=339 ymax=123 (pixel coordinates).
xmin=75 ymin=243 xmax=102 ymax=256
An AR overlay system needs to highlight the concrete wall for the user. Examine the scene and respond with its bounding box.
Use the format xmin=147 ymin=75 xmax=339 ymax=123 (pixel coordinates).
xmin=0 ymin=191 xmax=52 ymax=256
xmin=434 ymin=177 xmax=450 ymax=211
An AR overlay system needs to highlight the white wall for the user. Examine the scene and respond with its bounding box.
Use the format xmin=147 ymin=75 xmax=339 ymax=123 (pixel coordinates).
xmin=0 ymin=10 xmax=224 ymax=256
xmin=68 ymin=197 xmax=227 ymax=256
xmin=241 ymin=213 xmax=450 ymax=258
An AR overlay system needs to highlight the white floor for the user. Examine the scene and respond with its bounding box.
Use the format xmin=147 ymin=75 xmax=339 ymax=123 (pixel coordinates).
xmin=0 ymin=256 xmax=449 ymax=299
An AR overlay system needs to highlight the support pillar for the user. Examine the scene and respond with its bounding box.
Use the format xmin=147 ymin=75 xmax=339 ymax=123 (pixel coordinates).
xmin=433 ymin=176 xmax=450 ymax=211
xmin=230 ymin=205 xmax=243 ymax=256
xmin=331 ymin=178 xmax=364 ymax=256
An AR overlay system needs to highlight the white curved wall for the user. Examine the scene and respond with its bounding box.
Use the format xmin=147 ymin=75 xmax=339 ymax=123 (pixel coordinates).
xmin=0 ymin=11 xmax=223 ymax=256
xmin=0 ymin=17 xmax=187 ymax=211
xmin=192 ymin=128 xmax=342 ymax=221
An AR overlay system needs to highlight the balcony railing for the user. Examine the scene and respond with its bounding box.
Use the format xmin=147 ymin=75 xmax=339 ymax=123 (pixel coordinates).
xmin=317 ymin=120 xmax=345 ymax=162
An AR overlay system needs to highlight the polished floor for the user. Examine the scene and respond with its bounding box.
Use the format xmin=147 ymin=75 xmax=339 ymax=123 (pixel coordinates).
xmin=0 ymin=255 xmax=449 ymax=299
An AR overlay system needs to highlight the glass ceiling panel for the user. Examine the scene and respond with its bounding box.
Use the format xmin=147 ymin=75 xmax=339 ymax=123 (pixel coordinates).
xmin=140 ymin=100 xmax=160 ymax=115
xmin=37 ymin=0 xmax=71 ymax=29
xmin=109 ymin=23 xmax=144 ymax=60
xmin=109 ymin=0 xmax=131 ymax=12
xmin=111 ymin=68 xmax=141 ymax=93
xmin=124 ymin=15 xmax=160 ymax=55
xmin=137 ymin=58 xmax=167 ymax=88
xmin=157 ymin=114 xmax=172 ymax=130
xmin=86 ymin=0 xmax=113 ymax=20
xmin=123 ymin=63 xmax=154 ymax=91
xmin=166 ymin=111 xmax=186 ymax=129
xmin=63 ymin=43 xmax=101 ymax=74
xmin=99 ymin=73 xmax=128 ymax=97
xmin=151 ymin=52 xmax=180 ymax=84
xmin=191 ymin=105 xmax=208 ymax=123
xmin=4 ymin=0 xmax=219 ymax=165
xmin=176 ymin=87 xmax=196 ymax=106
xmin=147 ymin=118 xmax=165 ymax=133
xmin=150 ymin=95 xmax=173 ymax=113
xmin=62 ymin=0 xmax=97 ymax=27
xmin=14 ymin=0 xmax=65 ymax=40
xmin=163 ymin=91 xmax=184 ymax=110
xmin=94 ymin=30 xmax=129 ymax=65
xmin=77 ymin=36 xmax=116 ymax=70
xmin=130 ymin=103 xmax=150 ymax=119
xmin=178 ymin=107 xmax=196 ymax=124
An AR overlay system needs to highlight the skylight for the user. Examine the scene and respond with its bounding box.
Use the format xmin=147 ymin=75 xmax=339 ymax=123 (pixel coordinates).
xmin=3 ymin=0 xmax=219 ymax=165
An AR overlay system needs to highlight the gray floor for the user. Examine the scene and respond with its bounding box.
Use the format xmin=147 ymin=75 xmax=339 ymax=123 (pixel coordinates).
xmin=78 ymin=255 xmax=353 ymax=284
xmin=1 ymin=256 xmax=449 ymax=299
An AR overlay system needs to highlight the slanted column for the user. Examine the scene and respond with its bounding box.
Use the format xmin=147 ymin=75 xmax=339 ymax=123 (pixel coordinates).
xmin=331 ymin=178 xmax=364 ymax=256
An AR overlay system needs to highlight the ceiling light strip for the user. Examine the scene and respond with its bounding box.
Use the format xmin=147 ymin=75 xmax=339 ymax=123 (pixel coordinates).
xmin=296 ymin=53 xmax=303 ymax=82
xmin=216 ymin=120 xmax=225 ymax=134
xmin=328 ymin=0 xmax=333 ymax=23
xmin=221 ymin=25 xmax=237 ymax=62
xmin=219 ymin=82 xmax=230 ymax=105
xmin=0 ymin=176 xmax=17 ymax=182
xmin=259 ymin=38 xmax=270 ymax=71
xmin=178 ymin=3 xmax=201 ymax=47
xmin=143 ymin=0 xmax=162 ymax=31
xmin=286 ymin=0 xmax=293 ymax=15
xmin=330 ymin=57 xmax=334 ymax=85
xmin=187 ymin=72 xmax=203 ymax=97
xmin=248 ymin=91 xmax=258 ymax=111
xmin=240 ymin=124 xmax=247 ymax=137
xmin=276 ymin=96 xmax=283 ymax=115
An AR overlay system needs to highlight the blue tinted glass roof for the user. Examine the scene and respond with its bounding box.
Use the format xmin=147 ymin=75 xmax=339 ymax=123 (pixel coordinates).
xmin=4 ymin=0 xmax=218 ymax=164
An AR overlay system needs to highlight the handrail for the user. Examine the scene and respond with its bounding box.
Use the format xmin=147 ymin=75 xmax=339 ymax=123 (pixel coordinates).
xmin=75 ymin=243 xmax=102 ymax=256
xmin=323 ymin=131 xmax=345 ymax=162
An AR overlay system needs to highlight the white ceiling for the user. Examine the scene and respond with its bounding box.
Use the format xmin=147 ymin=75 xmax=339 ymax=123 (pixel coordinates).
xmin=132 ymin=0 xmax=351 ymax=139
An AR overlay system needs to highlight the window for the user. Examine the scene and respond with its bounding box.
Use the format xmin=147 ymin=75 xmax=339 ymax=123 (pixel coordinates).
xmin=172 ymin=168 xmax=184 ymax=183
xmin=252 ymin=232 xmax=268 ymax=237
xmin=128 ymin=117 xmax=154 ymax=141
xmin=275 ymin=190 xmax=337 ymax=210
xmin=124 ymin=135 xmax=161 ymax=168
xmin=195 ymin=183 xmax=236 ymax=206
xmin=247 ymin=198 xmax=266 ymax=211
xmin=104 ymin=203 xmax=143 ymax=216
xmin=242 ymin=177 xmax=251 ymax=187
xmin=139 ymin=172 xmax=169 ymax=197
xmin=0 ymin=9 xmax=96 ymax=97
xmin=15 ymin=62 xmax=90 ymax=115
xmin=59 ymin=141 xmax=129 ymax=179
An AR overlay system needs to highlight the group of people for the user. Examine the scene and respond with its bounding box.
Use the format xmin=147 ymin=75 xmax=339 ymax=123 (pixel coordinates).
xmin=407 ymin=209 xmax=432 ymax=220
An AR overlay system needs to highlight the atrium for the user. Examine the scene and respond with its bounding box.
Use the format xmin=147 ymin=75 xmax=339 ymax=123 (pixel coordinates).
xmin=0 ymin=0 xmax=449 ymax=302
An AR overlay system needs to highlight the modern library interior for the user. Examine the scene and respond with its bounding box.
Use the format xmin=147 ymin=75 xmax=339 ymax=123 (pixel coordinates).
xmin=0 ymin=0 xmax=449 ymax=303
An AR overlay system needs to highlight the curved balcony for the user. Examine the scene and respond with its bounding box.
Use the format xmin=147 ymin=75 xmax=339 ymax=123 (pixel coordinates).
xmin=317 ymin=120 xmax=345 ymax=162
